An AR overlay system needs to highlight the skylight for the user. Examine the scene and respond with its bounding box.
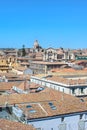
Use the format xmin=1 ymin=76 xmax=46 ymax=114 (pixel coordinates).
xmin=48 ymin=102 xmax=57 ymax=110
xmin=48 ymin=102 xmax=54 ymax=106
xmin=50 ymin=105 xmax=56 ymax=110
xmin=80 ymin=99 xmax=84 ymax=102
xmin=29 ymin=109 xmax=36 ymax=113
xmin=26 ymin=105 xmax=32 ymax=108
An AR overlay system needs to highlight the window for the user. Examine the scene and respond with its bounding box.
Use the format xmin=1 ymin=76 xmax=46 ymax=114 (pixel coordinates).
xmin=0 ymin=107 xmax=2 ymax=111
xmin=61 ymin=117 xmax=64 ymax=122
xmin=72 ymin=88 xmax=75 ymax=94
xmin=85 ymin=114 xmax=87 ymax=119
xmin=81 ymin=88 xmax=84 ymax=94
xmin=80 ymin=114 xmax=83 ymax=119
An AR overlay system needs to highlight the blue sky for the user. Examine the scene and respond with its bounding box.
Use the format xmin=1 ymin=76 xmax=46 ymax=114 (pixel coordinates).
xmin=0 ymin=0 xmax=87 ymax=49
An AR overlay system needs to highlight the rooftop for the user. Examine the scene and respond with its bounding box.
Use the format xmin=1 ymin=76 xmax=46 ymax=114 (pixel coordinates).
xmin=0 ymin=88 xmax=87 ymax=119
xmin=31 ymin=61 xmax=66 ymax=65
xmin=0 ymin=119 xmax=36 ymax=130
xmin=0 ymin=81 xmax=22 ymax=91
xmin=46 ymin=75 xmax=87 ymax=87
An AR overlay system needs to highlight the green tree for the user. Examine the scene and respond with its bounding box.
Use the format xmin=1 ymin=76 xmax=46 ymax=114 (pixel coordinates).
xmin=22 ymin=44 xmax=26 ymax=56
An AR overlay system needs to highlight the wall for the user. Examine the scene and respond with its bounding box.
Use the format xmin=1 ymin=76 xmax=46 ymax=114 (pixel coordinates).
xmin=31 ymin=76 xmax=70 ymax=94
xmin=28 ymin=113 xmax=87 ymax=130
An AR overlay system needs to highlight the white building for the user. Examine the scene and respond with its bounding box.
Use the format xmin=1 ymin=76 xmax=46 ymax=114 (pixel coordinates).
xmin=30 ymin=75 xmax=87 ymax=97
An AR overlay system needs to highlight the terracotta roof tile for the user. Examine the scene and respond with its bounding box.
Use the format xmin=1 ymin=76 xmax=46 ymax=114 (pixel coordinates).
xmin=0 ymin=82 xmax=22 ymax=91
xmin=29 ymin=82 xmax=40 ymax=89
xmin=50 ymin=68 xmax=87 ymax=75
xmin=0 ymin=88 xmax=87 ymax=118
xmin=0 ymin=119 xmax=35 ymax=130
xmin=31 ymin=61 xmax=66 ymax=65
xmin=47 ymin=75 xmax=87 ymax=86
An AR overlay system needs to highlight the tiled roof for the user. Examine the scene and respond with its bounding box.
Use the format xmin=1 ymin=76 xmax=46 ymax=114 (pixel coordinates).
xmin=20 ymin=62 xmax=30 ymax=65
xmin=17 ymin=57 xmax=30 ymax=60
xmin=0 ymin=72 xmax=18 ymax=78
xmin=74 ymin=60 xmax=87 ymax=64
xmin=0 ymin=73 xmax=30 ymax=81
xmin=0 ymin=119 xmax=35 ymax=130
xmin=13 ymin=66 xmax=27 ymax=71
xmin=31 ymin=61 xmax=66 ymax=65
xmin=18 ymin=74 xmax=31 ymax=80
xmin=0 ymin=88 xmax=87 ymax=118
xmin=17 ymin=81 xmax=27 ymax=90
xmin=83 ymin=97 xmax=87 ymax=105
xmin=29 ymin=82 xmax=40 ymax=89
xmin=50 ymin=68 xmax=87 ymax=75
xmin=47 ymin=75 xmax=87 ymax=86
xmin=35 ymin=52 xmax=43 ymax=56
xmin=0 ymin=81 xmax=22 ymax=91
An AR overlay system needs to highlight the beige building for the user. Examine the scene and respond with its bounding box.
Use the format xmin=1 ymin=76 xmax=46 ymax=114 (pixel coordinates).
xmin=43 ymin=47 xmax=64 ymax=62
xmin=30 ymin=68 xmax=87 ymax=97
xmin=30 ymin=61 xmax=67 ymax=74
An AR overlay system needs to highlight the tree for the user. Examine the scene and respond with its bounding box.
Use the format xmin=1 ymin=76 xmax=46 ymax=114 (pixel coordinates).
xmin=22 ymin=44 xmax=26 ymax=56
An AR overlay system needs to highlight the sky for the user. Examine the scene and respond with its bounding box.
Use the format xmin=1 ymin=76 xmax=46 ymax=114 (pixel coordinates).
xmin=0 ymin=0 xmax=87 ymax=49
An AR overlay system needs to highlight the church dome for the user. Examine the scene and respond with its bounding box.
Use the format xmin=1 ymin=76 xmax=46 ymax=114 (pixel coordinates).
xmin=34 ymin=40 xmax=39 ymax=48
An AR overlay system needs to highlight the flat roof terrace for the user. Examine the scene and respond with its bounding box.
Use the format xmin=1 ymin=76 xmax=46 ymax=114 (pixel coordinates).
xmin=50 ymin=68 xmax=87 ymax=76
xmin=32 ymin=73 xmax=87 ymax=87
xmin=46 ymin=76 xmax=87 ymax=87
